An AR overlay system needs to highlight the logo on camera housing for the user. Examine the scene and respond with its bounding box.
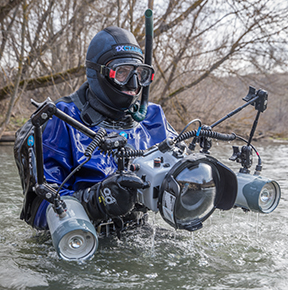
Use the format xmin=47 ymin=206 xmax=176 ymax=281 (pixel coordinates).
xmin=102 ymin=188 xmax=116 ymax=205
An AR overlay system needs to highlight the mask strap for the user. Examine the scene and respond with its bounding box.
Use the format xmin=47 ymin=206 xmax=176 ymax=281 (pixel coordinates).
xmin=86 ymin=60 xmax=111 ymax=77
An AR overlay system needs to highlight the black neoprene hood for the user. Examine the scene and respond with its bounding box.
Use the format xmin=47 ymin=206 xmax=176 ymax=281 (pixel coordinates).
xmin=86 ymin=27 xmax=144 ymax=112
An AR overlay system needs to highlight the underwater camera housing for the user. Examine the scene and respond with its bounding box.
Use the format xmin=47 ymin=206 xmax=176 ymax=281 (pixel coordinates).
xmin=131 ymin=142 xmax=280 ymax=233
xmin=132 ymin=146 xmax=237 ymax=231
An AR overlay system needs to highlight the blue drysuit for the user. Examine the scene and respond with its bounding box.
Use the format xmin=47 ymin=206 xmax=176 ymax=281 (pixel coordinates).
xmin=33 ymin=85 xmax=176 ymax=229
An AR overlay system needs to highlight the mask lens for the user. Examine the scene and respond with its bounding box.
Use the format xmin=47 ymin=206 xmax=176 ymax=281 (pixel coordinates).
xmin=114 ymin=65 xmax=134 ymax=85
xmin=137 ymin=66 xmax=152 ymax=86
xmin=111 ymin=63 xmax=153 ymax=87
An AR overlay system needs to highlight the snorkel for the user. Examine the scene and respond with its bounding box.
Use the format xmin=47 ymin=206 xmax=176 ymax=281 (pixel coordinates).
xmin=131 ymin=9 xmax=153 ymax=122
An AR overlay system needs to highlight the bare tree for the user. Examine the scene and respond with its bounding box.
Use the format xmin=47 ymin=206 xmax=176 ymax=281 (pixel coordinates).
xmin=0 ymin=0 xmax=27 ymax=138
xmin=0 ymin=0 xmax=288 ymax=136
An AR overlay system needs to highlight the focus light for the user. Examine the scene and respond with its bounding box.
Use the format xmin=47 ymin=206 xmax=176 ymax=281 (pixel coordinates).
xmin=235 ymin=172 xmax=281 ymax=213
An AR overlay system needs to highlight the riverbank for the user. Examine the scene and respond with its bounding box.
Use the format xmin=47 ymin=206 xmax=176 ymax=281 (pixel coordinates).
xmin=0 ymin=131 xmax=15 ymax=143
xmin=1 ymin=129 xmax=287 ymax=145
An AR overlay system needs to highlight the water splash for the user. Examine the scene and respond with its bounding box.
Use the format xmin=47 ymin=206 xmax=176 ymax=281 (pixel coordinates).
xmin=256 ymin=213 xmax=259 ymax=239
xmin=150 ymin=212 xmax=157 ymax=257
xmin=189 ymin=231 xmax=194 ymax=252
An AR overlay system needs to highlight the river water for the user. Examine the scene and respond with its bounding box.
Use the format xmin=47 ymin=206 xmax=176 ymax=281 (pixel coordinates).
xmin=0 ymin=141 xmax=287 ymax=290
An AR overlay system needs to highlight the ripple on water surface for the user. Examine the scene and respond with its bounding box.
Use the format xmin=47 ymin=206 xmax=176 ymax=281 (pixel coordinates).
xmin=0 ymin=143 xmax=287 ymax=289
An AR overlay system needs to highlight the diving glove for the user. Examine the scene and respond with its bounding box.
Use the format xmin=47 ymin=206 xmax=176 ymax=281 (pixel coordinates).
xmin=74 ymin=171 xmax=146 ymax=222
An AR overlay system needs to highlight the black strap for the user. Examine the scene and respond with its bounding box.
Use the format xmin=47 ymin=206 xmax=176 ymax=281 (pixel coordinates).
xmin=86 ymin=60 xmax=110 ymax=77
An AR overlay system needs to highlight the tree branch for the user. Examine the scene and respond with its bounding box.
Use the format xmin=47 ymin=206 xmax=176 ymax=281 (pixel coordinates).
xmin=0 ymin=3 xmax=19 ymax=60
xmin=139 ymin=0 xmax=205 ymax=47
xmin=159 ymin=20 xmax=259 ymax=105
xmin=22 ymin=0 xmax=95 ymax=75
xmin=0 ymin=0 xmax=23 ymax=21
xmin=0 ymin=65 xmax=85 ymax=101
xmin=0 ymin=0 xmax=27 ymax=138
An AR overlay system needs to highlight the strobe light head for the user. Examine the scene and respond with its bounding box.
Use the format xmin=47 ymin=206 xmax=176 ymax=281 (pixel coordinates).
xmin=235 ymin=172 xmax=281 ymax=214
xmin=46 ymin=196 xmax=98 ymax=261
xmin=158 ymin=154 xmax=237 ymax=231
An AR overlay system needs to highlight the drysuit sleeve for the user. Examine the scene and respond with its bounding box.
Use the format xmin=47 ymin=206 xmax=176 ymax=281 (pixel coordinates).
xmin=42 ymin=114 xmax=75 ymax=194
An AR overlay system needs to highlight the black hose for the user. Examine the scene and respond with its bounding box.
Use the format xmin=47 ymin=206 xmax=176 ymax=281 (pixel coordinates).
xmin=114 ymin=149 xmax=145 ymax=158
xmin=174 ymin=129 xmax=236 ymax=143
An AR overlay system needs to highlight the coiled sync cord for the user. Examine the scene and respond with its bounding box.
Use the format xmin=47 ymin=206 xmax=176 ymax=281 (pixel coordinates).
xmin=56 ymin=128 xmax=107 ymax=195
xmin=174 ymin=129 xmax=237 ymax=144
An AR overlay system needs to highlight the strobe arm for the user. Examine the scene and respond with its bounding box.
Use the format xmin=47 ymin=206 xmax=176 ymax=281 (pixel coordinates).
xmin=211 ymin=91 xmax=257 ymax=129
xmin=31 ymin=98 xmax=97 ymax=139
xmin=32 ymin=119 xmax=67 ymax=216
xmin=30 ymin=98 xmax=99 ymax=216
xmin=229 ymin=88 xmax=268 ymax=173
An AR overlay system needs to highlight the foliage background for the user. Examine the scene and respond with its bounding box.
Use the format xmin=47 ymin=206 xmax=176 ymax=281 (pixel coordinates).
xmin=0 ymin=0 xmax=288 ymax=139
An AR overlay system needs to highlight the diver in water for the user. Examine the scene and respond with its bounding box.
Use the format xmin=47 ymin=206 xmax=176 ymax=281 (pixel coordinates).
xmin=18 ymin=26 xmax=177 ymax=234
xmin=15 ymin=25 xmax=275 ymax=255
